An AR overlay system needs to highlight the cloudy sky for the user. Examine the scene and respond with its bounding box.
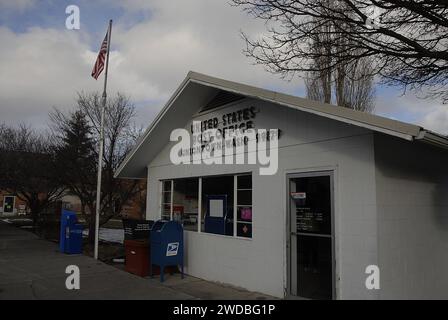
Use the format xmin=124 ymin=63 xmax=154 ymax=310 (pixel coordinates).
xmin=0 ymin=0 xmax=447 ymax=134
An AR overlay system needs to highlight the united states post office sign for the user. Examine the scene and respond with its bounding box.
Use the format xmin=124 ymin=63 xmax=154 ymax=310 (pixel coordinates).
xmin=166 ymin=242 xmax=179 ymax=257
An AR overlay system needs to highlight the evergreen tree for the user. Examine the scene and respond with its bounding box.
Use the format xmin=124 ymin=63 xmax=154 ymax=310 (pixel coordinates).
xmin=54 ymin=110 xmax=97 ymax=240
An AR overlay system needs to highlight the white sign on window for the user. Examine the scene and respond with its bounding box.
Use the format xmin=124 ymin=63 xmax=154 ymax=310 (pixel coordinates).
xmin=209 ymin=199 xmax=224 ymax=218
xmin=291 ymin=192 xmax=306 ymax=200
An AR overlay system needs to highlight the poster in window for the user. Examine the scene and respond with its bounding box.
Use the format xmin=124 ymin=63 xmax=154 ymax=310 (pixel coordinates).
xmin=209 ymin=199 xmax=224 ymax=218
xmin=237 ymin=223 xmax=252 ymax=238
xmin=296 ymin=207 xmax=325 ymax=233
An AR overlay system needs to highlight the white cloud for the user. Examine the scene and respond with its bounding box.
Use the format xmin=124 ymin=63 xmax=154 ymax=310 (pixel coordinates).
xmin=375 ymin=89 xmax=448 ymax=135
xmin=0 ymin=0 xmax=302 ymax=129
xmin=109 ymin=0 xmax=301 ymax=99
xmin=0 ymin=0 xmax=445 ymax=136
xmin=0 ymin=27 xmax=94 ymax=128
xmin=420 ymin=105 xmax=448 ymax=135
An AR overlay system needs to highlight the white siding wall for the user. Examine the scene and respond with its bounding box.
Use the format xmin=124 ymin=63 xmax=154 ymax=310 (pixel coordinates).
xmin=146 ymin=99 xmax=378 ymax=298
xmin=374 ymin=134 xmax=448 ymax=299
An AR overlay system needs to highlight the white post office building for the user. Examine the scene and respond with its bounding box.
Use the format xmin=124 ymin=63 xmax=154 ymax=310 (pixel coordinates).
xmin=116 ymin=71 xmax=448 ymax=299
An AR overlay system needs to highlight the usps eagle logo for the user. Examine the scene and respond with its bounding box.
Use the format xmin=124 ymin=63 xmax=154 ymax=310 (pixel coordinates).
xmin=166 ymin=242 xmax=179 ymax=256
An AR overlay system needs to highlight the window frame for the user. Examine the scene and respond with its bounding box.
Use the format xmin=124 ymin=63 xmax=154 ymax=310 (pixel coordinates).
xmin=160 ymin=180 xmax=173 ymax=220
xmin=159 ymin=172 xmax=252 ymax=240
xmin=235 ymin=174 xmax=253 ymax=238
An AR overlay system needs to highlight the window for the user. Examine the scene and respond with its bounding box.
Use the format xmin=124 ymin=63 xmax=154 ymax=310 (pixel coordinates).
xmin=173 ymin=178 xmax=199 ymax=231
xmin=161 ymin=180 xmax=172 ymax=220
xmin=201 ymin=175 xmax=234 ymax=236
xmin=160 ymin=173 xmax=252 ymax=239
xmin=236 ymin=175 xmax=252 ymax=238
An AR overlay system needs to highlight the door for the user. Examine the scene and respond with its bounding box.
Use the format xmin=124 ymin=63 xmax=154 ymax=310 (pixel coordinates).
xmin=288 ymin=172 xmax=334 ymax=299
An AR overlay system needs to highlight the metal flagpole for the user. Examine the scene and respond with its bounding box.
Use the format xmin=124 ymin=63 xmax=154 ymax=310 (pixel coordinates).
xmin=94 ymin=19 xmax=112 ymax=260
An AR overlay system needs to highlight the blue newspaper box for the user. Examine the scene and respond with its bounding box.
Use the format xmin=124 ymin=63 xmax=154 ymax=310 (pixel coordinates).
xmin=59 ymin=209 xmax=83 ymax=254
xmin=149 ymin=220 xmax=184 ymax=282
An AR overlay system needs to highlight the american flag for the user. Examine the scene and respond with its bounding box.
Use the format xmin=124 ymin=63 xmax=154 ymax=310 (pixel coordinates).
xmin=91 ymin=32 xmax=109 ymax=80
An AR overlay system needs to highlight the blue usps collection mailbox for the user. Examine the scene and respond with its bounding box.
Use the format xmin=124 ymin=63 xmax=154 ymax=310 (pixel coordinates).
xmin=59 ymin=209 xmax=83 ymax=254
xmin=149 ymin=220 xmax=184 ymax=282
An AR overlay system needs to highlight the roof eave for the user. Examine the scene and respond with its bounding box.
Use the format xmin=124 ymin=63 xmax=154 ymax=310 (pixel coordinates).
xmin=114 ymin=75 xmax=194 ymax=178
xmin=416 ymin=130 xmax=448 ymax=149
xmin=189 ymin=77 xmax=417 ymax=141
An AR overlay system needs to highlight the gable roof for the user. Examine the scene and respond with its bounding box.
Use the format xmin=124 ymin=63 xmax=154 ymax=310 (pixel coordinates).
xmin=115 ymin=71 xmax=448 ymax=178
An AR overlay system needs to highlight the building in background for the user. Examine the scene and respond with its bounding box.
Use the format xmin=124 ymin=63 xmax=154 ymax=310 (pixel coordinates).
xmin=0 ymin=183 xmax=146 ymax=221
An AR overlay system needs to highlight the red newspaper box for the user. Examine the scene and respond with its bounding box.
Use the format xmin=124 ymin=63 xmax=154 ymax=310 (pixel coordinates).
xmin=124 ymin=239 xmax=171 ymax=277
xmin=124 ymin=240 xmax=149 ymax=277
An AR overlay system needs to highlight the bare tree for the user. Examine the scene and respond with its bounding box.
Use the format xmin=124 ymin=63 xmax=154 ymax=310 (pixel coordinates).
xmin=303 ymin=6 xmax=376 ymax=112
xmin=0 ymin=124 xmax=64 ymax=226
xmin=334 ymin=55 xmax=375 ymax=112
xmin=232 ymin=0 xmax=448 ymax=102
xmin=304 ymin=17 xmax=333 ymax=104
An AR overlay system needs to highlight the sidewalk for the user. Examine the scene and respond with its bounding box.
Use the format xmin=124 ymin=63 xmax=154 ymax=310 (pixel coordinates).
xmin=0 ymin=222 xmax=272 ymax=300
